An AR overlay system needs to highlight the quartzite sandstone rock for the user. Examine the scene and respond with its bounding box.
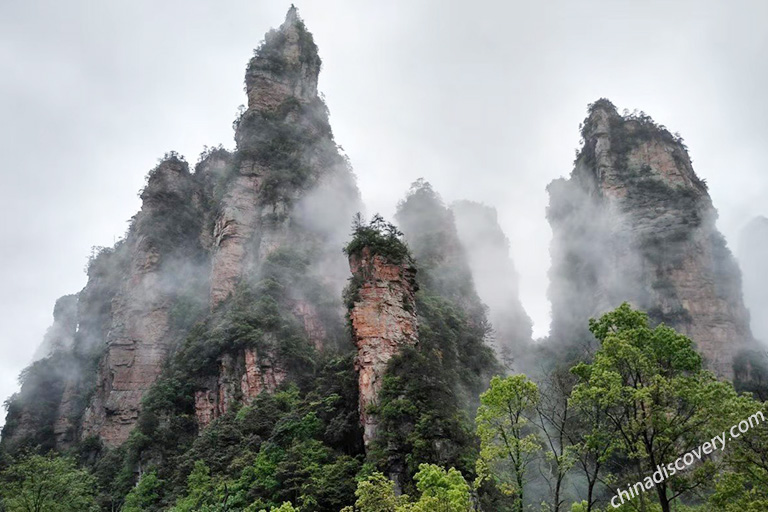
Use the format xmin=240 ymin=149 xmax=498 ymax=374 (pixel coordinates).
xmin=548 ymin=100 xmax=754 ymax=378
xmin=348 ymin=247 xmax=418 ymax=447
xmin=2 ymin=6 xmax=361 ymax=450
xmin=81 ymin=158 xmax=200 ymax=446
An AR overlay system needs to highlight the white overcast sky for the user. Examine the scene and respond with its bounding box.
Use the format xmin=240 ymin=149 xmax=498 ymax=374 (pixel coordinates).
xmin=2 ymin=0 xmax=767 ymax=423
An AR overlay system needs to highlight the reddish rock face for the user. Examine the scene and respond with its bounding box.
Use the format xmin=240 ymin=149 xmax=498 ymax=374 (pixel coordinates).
xmin=3 ymin=7 xmax=360 ymax=451
xmin=209 ymin=8 xmax=335 ymax=309
xmin=194 ymin=347 xmax=286 ymax=429
xmin=348 ymin=248 xmax=418 ymax=447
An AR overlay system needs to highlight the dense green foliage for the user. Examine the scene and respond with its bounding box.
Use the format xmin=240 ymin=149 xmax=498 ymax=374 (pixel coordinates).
xmin=1 ymin=356 xmax=71 ymax=453
xmin=50 ymin=241 xmax=359 ymax=511
xmin=343 ymin=214 xmax=410 ymax=265
xmin=83 ymin=356 xmax=362 ymax=511
xmin=475 ymin=375 xmax=540 ymax=512
xmin=2 ymin=304 xmax=767 ymax=511
xmin=0 ymin=453 xmax=99 ymax=512
xmin=341 ymin=465 xmax=472 ymax=512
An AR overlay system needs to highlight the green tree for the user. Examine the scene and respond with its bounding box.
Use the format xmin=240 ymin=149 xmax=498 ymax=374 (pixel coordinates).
xmin=0 ymin=453 xmax=98 ymax=512
xmin=341 ymin=472 xmax=406 ymax=512
xmin=475 ymin=374 xmax=541 ymax=512
xmin=122 ymin=470 xmax=163 ymax=511
xmin=259 ymin=503 xmax=300 ymax=512
xmin=709 ymin=471 xmax=768 ymax=511
xmin=566 ymin=383 xmax=616 ymax=512
xmin=343 ymin=466 xmax=471 ymax=512
xmin=533 ymin=368 xmax=578 ymax=512
xmin=708 ymin=393 xmax=768 ymax=511
xmin=571 ymin=303 xmax=739 ymax=512
xmin=170 ymin=460 xmax=229 ymax=512
xmin=405 ymin=464 xmax=472 ymax=512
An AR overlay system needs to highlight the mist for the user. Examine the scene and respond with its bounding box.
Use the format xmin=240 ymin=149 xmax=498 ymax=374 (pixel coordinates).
xmin=451 ymin=201 xmax=533 ymax=364
xmin=3 ymin=0 xmax=768 ymax=427
xmin=738 ymin=216 xmax=768 ymax=347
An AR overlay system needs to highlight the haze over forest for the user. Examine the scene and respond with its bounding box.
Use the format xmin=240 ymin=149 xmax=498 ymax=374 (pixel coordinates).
xmin=2 ymin=3 xmax=768 ymax=512
xmin=1 ymin=0 xmax=767 ymax=424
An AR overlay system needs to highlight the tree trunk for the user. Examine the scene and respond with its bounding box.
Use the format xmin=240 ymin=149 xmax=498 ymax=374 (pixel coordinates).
xmin=656 ymin=484 xmax=671 ymax=512
xmin=585 ymin=463 xmax=599 ymax=511
xmin=554 ymin=471 xmax=563 ymax=512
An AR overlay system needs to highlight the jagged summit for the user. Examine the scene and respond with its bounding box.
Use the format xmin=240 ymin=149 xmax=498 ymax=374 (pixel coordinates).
xmin=549 ymin=100 xmax=754 ymax=377
xmin=244 ymin=5 xmax=320 ymax=110
xmin=1 ymin=5 xmax=766 ymax=509
xmin=2 ymin=7 xmax=361 ymax=449
xmin=586 ymin=97 xmax=619 ymax=116
xmin=285 ymin=4 xmax=299 ymax=24
xmin=575 ymin=98 xmax=707 ymax=199
xmin=451 ymin=200 xmax=533 ymax=365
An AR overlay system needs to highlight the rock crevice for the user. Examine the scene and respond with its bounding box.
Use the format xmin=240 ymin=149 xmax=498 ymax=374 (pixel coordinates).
xmin=348 ymin=247 xmax=418 ymax=447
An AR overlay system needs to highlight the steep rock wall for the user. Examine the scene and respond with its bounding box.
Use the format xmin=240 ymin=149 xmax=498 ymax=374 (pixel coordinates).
xmin=2 ymin=241 xmax=129 ymax=450
xmin=81 ymin=158 xmax=206 ymax=446
xmin=348 ymin=247 xmax=418 ymax=447
xmin=2 ymin=6 xmax=361 ymax=451
xmin=192 ymin=7 xmax=360 ymax=425
xmin=194 ymin=347 xmax=286 ymax=429
xmin=548 ymin=100 xmax=754 ymax=378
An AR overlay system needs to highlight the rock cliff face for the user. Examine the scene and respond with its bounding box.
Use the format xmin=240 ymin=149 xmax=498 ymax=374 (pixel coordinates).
xmin=395 ymin=182 xmax=485 ymax=318
xmin=210 ymin=7 xmax=326 ymax=308
xmin=348 ymin=247 xmax=418 ymax=447
xmin=452 ymin=201 xmax=533 ymax=366
xmin=33 ymin=295 xmax=78 ymax=359
xmin=2 ymin=7 xmax=360 ymax=449
xmin=360 ymin=183 xmax=499 ymax=488
xmin=3 ymin=242 xmax=128 ymax=450
xmin=189 ymin=7 xmax=360 ymax=427
xmin=81 ymin=157 xmax=206 ymax=446
xmin=193 ymin=347 xmax=287 ymax=429
xmin=548 ymin=99 xmax=754 ymax=377
xmin=5 ymin=11 xmax=759 ymax=472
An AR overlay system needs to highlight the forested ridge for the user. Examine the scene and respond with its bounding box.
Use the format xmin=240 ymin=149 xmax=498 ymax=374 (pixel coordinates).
xmin=2 ymin=8 xmax=767 ymax=512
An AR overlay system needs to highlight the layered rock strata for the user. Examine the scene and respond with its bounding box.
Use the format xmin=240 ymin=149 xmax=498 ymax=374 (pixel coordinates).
xmin=348 ymin=247 xmax=418 ymax=447
xmin=548 ymin=99 xmax=754 ymax=378
xmin=3 ymin=7 xmax=361 ymax=448
xmin=81 ymin=157 xmax=204 ymax=445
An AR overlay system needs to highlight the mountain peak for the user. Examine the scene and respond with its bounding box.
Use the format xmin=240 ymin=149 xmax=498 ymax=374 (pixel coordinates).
xmin=284 ymin=4 xmax=300 ymax=26
xmin=588 ymin=97 xmax=619 ymax=116
xmin=244 ymin=4 xmax=321 ymax=110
